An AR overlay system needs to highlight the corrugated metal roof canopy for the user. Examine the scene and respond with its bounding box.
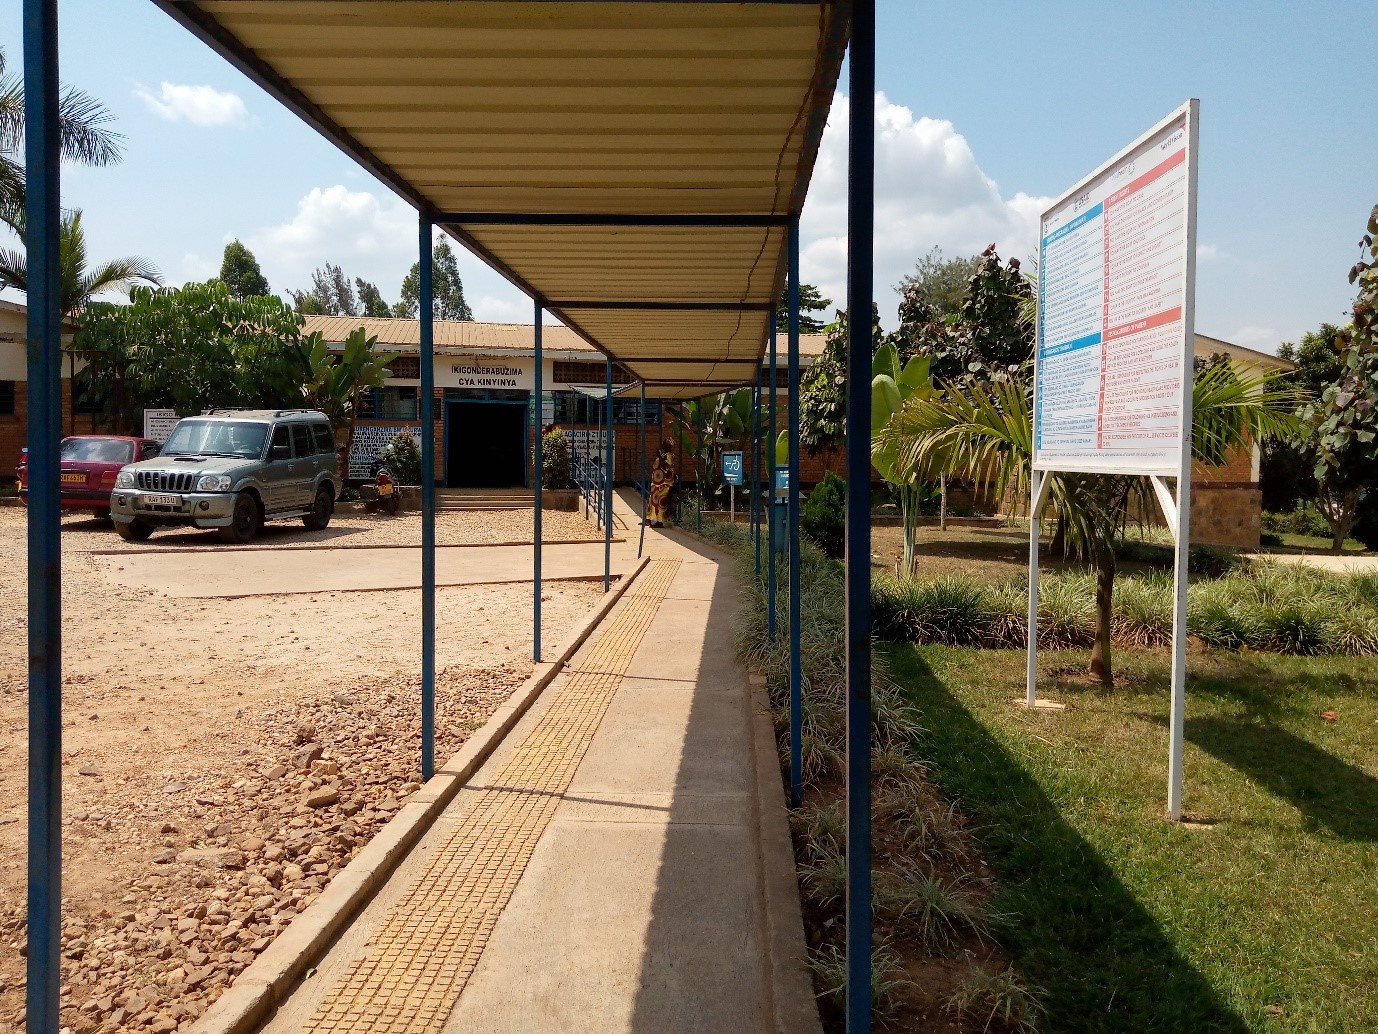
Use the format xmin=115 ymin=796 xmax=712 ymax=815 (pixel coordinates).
xmin=158 ymin=0 xmax=847 ymax=401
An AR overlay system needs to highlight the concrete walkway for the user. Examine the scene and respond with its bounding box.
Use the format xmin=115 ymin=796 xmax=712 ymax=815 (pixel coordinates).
xmin=251 ymin=493 xmax=816 ymax=1034
xmin=1247 ymin=551 xmax=1378 ymax=574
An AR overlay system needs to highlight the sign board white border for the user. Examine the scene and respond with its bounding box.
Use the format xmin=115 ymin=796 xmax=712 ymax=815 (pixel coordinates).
xmin=1026 ymin=101 xmax=1200 ymax=822
xmin=1032 ymin=100 xmax=1199 ymax=477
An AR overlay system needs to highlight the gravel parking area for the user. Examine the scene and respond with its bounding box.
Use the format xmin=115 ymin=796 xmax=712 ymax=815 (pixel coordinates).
xmin=0 ymin=509 xmax=605 ymax=1033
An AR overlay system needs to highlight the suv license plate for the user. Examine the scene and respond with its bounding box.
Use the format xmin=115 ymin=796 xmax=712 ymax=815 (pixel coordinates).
xmin=144 ymin=493 xmax=182 ymax=507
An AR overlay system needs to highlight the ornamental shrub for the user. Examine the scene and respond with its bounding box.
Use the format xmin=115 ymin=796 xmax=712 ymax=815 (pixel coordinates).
xmin=802 ymin=471 xmax=846 ymax=558
xmin=378 ymin=429 xmax=422 ymax=485
xmin=542 ymin=428 xmax=571 ymax=489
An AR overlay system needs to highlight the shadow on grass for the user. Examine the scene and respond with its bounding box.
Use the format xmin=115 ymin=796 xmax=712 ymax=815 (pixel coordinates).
xmin=1187 ymin=716 xmax=1378 ymax=842
xmin=892 ymin=647 xmax=1251 ymax=1034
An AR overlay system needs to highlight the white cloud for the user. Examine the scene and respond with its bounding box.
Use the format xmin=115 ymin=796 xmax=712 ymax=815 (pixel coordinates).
xmin=801 ymin=92 xmax=1050 ymax=328
xmin=133 ymin=82 xmax=249 ymax=127
xmin=1197 ymin=243 xmax=1228 ymax=262
xmin=246 ymin=185 xmax=415 ymax=295
xmin=472 ymin=295 xmax=527 ymax=323
xmin=1230 ymin=325 xmax=1278 ymax=349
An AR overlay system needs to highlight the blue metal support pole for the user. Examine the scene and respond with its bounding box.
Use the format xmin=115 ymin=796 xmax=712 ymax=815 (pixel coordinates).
xmin=419 ymin=215 xmax=436 ymax=781
xmin=753 ymin=368 xmax=762 ymax=580
xmin=638 ymin=381 xmax=647 ymax=559
xmin=695 ymin=404 xmax=702 ymax=532
xmin=595 ymin=384 xmax=603 ymax=529
xmin=24 ymin=2 xmax=62 ymax=1029
xmin=788 ymin=217 xmax=803 ymax=810
xmin=533 ymin=303 xmax=543 ymax=662
xmin=604 ymin=358 xmax=613 ymax=592
xmin=767 ymin=321 xmax=778 ymax=640
xmin=845 ymin=2 xmax=876 ymax=1029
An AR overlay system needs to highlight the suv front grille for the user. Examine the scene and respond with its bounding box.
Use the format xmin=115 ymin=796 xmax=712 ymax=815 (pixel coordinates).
xmin=137 ymin=470 xmax=199 ymax=492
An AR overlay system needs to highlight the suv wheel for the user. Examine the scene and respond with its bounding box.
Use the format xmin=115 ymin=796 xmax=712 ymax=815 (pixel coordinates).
xmin=219 ymin=492 xmax=262 ymax=544
xmin=115 ymin=519 xmax=153 ymax=542
xmin=303 ymin=485 xmax=334 ymax=530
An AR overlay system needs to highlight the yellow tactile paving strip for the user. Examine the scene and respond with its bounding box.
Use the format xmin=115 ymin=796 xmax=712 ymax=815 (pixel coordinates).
xmin=304 ymin=558 xmax=681 ymax=1034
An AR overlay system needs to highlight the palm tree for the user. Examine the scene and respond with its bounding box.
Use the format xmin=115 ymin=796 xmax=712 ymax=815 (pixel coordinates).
xmin=0 ymin=46 xmax=124 ymax=216
xmin=0 ymin=207 xmax=160 ymax=316
xmin=879 ymin=363 xmax=1304 ymax=687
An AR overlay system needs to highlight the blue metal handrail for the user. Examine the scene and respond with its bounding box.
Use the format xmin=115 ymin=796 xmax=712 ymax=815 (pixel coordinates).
xmin=572 ymin=447 xmax=605 ymax=530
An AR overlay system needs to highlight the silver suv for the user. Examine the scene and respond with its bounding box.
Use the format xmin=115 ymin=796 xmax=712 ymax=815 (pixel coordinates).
xmin=111 ymin=409 xmax=339 ymax=543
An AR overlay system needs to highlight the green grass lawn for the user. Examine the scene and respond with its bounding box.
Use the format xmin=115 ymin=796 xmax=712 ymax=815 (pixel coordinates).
xmin=891 ymin=644 xmax=1378 ymax=1033
xmin=1261 ymin=531 xmax=1369 ymax=555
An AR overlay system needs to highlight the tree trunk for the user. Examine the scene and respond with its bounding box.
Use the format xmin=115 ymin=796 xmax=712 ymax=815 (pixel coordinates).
xmin=901 ymin=482 xmax=917 ymax=576
xmin=1318 ymin=488 xmax=1360 ymax=554
xmin=939 ymin=474 xmax=948 ymax=532
xmin=1089 ymin=543 xmax=1115 ymax=688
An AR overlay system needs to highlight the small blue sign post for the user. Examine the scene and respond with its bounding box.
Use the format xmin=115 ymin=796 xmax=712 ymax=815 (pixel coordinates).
xmin=722 ymin=450 xmax=744 ymax=523
xmin=772 ymin=466 xmax=789 ymax=551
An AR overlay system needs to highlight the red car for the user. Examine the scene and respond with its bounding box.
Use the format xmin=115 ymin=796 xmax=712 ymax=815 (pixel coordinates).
xmin=17 ymin=436 xmax=162 ymax=519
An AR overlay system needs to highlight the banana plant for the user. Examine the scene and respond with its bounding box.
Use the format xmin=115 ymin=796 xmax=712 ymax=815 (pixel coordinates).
xmin=673 ymin=388 xmax=753 ymax=503
xmin=303 ymin=326 xmax=398 ymax=466
xmin=870 ymin=341 xmax=935 ymax=575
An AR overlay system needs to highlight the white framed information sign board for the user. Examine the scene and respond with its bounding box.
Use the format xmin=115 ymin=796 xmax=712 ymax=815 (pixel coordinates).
xmin=1027 ymin=101 xmax=1200 ymax=821
xmin=1034 ymin=101 xmax=1198 ymax=476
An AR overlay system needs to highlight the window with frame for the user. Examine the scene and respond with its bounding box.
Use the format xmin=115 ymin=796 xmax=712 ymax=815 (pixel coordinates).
xmin=551 ymin=394 xmax=661 ymax=426
xmin=358 ymin=387 xmax=418 ymax=421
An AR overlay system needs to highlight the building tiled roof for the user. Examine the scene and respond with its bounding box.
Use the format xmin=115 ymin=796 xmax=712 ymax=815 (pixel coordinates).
xmin=303 ymin=314 xmax=828 ymax=360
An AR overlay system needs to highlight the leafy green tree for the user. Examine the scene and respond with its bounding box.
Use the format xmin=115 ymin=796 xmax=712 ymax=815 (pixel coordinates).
xmin=219 ymin=239 xmax=270 ymax=299
xmin=895 ymin=245 xmax=980 ymax=316
xmin=1262 ymin=323 xmax=1345 ymax=511
xmin=0 ymin=46 xmax=123 ymax=216
xmin=1303 ymin=205 xmax=1378 ymax=551
xmin=798 ymin=306 xmax=885 ymax=454
xmin=773 ymin=282 xmax=832 ymax=333
xmin=302 ymin=326 xmax=398 ymax=466
xmin=870 ymin=342 xmax=934 ymax=574
xmin=394 ymin=239 xmax=473 ymax=320
xmin=72 ymin=281 xmax=308 ymax=432
xmin=880 ymin=363 xmax=1302 ymax=687
xmin=0 ymin=207 xmax=159 ymax=315
xmin=290 ymin=262 xmax=359 ymax=316
xmin=354 ymin=277 xmax=391 ymax=317
xmin=897 ymin=244 xmax=1033 ymax=382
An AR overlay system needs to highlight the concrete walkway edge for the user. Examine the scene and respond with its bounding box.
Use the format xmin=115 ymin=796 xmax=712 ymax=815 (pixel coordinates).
xmin=190 ymin=556 xmax=651 ymax=1034
xmin=751 ymin=681 xmax=825 ymax=1034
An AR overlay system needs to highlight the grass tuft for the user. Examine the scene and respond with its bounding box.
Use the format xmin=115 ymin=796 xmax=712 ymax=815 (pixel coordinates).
xmin=945 ymin=962 xmax=1045 ymax=1033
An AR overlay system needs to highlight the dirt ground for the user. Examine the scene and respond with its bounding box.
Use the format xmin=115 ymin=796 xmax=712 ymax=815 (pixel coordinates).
xmin=0 ymin=508 xmax=606 ymax=1032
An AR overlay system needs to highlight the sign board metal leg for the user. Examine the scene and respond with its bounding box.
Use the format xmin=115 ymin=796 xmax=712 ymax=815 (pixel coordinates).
xmin=1026 ymin=470 xmax=1048 ymax=707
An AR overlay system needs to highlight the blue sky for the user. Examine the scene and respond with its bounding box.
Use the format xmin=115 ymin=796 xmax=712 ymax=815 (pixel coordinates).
xmin=1 ymin=0 xmax=1371 ymax=352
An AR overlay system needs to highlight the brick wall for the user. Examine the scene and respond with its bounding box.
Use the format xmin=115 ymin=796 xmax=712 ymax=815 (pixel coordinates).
xmin=0 ymin=379 xmax=92 ymax=482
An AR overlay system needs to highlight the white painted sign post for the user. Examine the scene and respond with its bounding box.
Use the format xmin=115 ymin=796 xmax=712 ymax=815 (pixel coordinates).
xmin=1029 ymin=100 xmax=1199 ymax=819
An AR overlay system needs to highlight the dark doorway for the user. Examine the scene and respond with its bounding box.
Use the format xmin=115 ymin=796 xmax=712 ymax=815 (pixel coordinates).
xmin=445 ymin=399 xmax=527 ymax=487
